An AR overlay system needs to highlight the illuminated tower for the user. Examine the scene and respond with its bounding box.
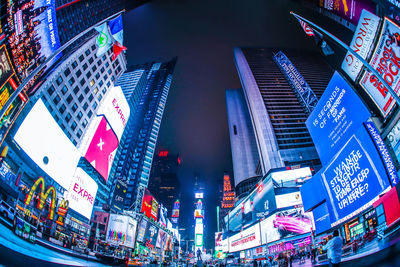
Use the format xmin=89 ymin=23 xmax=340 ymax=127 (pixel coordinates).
xmin=221 ymin=174 xmax=235 ymax=209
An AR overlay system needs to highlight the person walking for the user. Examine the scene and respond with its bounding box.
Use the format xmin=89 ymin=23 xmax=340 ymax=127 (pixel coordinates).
xmin=323 ymin=230 xmax=343 ymax=267
xmin=196 ymin=248 xmax=202 ymax=261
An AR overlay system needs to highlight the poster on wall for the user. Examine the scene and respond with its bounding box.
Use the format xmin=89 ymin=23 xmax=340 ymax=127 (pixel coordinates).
xmin=5 ymin=0 xmax=61 ymax=87
xmin=318 ymin=0 xmax=377 ymax=25
xmin=260 ymin=208 xmax=314 ymax=244
xmin=360 ymin=17 xmax=400 ymax=118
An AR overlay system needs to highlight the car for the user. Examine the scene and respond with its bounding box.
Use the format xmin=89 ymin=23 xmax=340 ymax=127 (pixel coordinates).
xmin=0 ymin=200 xmax=15 ymax=221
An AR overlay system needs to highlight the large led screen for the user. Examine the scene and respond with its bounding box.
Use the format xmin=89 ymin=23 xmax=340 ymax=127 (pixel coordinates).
xmin=306 ymin=72 xmax=370 ymax=165
xmin=144 ymin=222 xmax=159 ymax=249
xmin=136 ymin=217 xmax=148 ymax=243
xmin=156 ymin=229 xmax=168 ymax=249
xmin=229 ymin=223 xmax=261 ymax=253
xmin=66 ymin=167 xmax=98 ymax=219
xmin=5 ymin=0 xmax=61 ymax=84
xmin=14 ymin=99 xmax=81 ymax=190
xmin=106 ymin=214 xmax=137 ymax=249
xmin=260 ymin=208 xmax=314 ymax=244
xmin=360 ymin=17 xmax=400 ymax=117
xmin=141 ymin=188 xmax=158 ymax=221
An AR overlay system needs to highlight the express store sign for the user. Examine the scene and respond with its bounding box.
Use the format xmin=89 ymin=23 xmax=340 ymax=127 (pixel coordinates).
xmin=228 ymin=223 xmax=261 ymax=252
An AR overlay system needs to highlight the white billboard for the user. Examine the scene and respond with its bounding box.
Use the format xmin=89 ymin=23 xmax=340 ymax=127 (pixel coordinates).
xmin=360 ymin=17 xmax=400 ymax=117
xmin=195 ymin=192 xmax=204 ymax=199
xmin=14 ymin=99 xmax=81 ymax=190
xmin=96 ymin=86 xmax=130 ymax=140
xmin=228 ymin=223 xmax=261 ymax=253
xmin=270 ymin=167 xmax=312 ymax=183
xmin=341 ymin=10 xmax=380 ymax=81
xmin=275 ymin=191 xmax=302 ymax=209
xmin=106 ymin=214 xmax=137 ymax=249
xmin=66 ymin=167 xmax=98 ymax=219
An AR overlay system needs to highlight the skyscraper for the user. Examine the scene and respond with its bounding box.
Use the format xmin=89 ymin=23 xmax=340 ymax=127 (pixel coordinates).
xmin=55 ymin=0 xmax=149 ymax=45
xmin=225 ymin=88 xmax=261 ymax=196
xmin=234 ymin=47 xmax=333 ymax=174
xmin=111 ymin=58 xmax=177 ymax=211
xmin=147 ymin=150 xmax=181 ymax=213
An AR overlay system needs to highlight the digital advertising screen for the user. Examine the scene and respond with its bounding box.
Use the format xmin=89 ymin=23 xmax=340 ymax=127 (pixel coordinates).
xmin=5 ymin=0 xmax=61 ymax=84
xmin=156 ymin=229 xmax=167 ymax=249
xmin=260 ymin=208 xmax=314 ymax=245
xmin=312 ymin=202 xmax=332 ymax=235
xmin=320 ymin=124 xmax=391 ymax=226
xmin=195 ymin=192 xmax=204 ymax=199
xmin=341 ymin=10 xmax=380 ymax=81
xmin=144 ymin=222 xmax=159 ymax=249
xmin=110 ymin=179 xmax=127 ymax=213
xmin=195 ymin=233 xmax=203 ymax=247
xmin=275 ymin=191 xmax=302 ymax=209
xmin=360 ymin=17 xmax=400 ymax=117
xmin=14 ymin=99 xmax=81 ymax=190
xmin=151 ymin=197 xmax=159 ymax=221
xmin=306 ymin=71 xmax=370 ymax=165
xmin=141 ymin=188 xmax=158 ymax=221
xmin=270 ymin=167 xmax=312 ymax=184
xmin=66 ymin=167 xmax=98 ymax=219
xmin=229 ymin=223 xmax=261 ymax=253
xmin=158 ymin=204 xmax=168 ymax=227
xmin=194 ymin=209 xmax=204 ymax=218
xmin=136 ymin=217 xmax=148 ymax=243
xmin=106 ymin=214 xmax=137 ymax=249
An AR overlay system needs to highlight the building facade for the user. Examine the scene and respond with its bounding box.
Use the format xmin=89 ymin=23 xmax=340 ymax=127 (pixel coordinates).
xmin=111 ymin=58 xmax=177 ymax=212
xmin=233 ymin=47 xmax=333 ymax=174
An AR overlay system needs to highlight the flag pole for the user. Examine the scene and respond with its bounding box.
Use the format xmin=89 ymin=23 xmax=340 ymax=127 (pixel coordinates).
xmin=290 ymin=11 xmax=400 ymax=107
xmin=0 ymin=10 xmax=125 ymax=121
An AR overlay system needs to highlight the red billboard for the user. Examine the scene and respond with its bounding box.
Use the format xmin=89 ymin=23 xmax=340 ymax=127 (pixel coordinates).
xmin=141 ymin=188 xmax=158 ymax=221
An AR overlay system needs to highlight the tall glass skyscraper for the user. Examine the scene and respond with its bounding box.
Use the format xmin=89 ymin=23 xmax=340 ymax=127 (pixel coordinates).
xmin=233 ymin=47 xmax=333 ymax=175
xmin=111 ymin=58 xmax=177 ymax=211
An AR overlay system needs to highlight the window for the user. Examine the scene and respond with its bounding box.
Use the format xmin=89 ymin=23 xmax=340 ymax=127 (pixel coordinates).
xmin=68 ymin=77 xmax=75 ymax=86
xmin=71 ymin=61 xmax=78 ymax=69
xmin=83 ymin=63 xmax=88 ymax=71
xmin=103 ymin=74 xmax=108 ymax=81
xmin=92 ymin=65 xmax=96 ymax=72
xmin=71 ymin=121 xmax=77 ymax=130
xmin=80 ymin=79 xmax=85 ymax=86
xmin=108 ymin=69 xmax=112 ymax=75
xmin=77 ymin=111 xmax=83 ymax=121
xmin=73 ymin=86 xmax=79 ymax=94
xmin=47 ymin=85 xmax=55 ymax=96
xmin=99 ymin=80 xmax=104 ymax=87
xmin=61 ymin=85 xmax=68 ymax=95
xmin=78 ymin=94 xmax=84 ymax=103
xmin=100 ymin=67 xmax=105 ymax=73
xmin=77 ymin=129 xmax=83 ymax=138
xmin=65 ymin=113 xmax=72 ymax=122
xmin=59 ymin=104 xmax=66 ymax=114
xmin=72 ymin=140 xmax=77 ymax=146
xmin=56 ymin=76 xmax=63 ymax=86
xmin=83 ymin=102 xmax=89 ymax=111
xmin=82 ymin=119 xmax=88 ymax=128
xmin=90 ymin=80 xmax=95 ymax=86
xmin=86 ymin=72 xmax=91 ymax=79
xmin=95 ymin=73 xmax=100 ymax=79
xmin=79 ymin=55 xmax=84 ymax=62
xmin=64 ymin=68 xmax=71 ymax=77
xmin=105 ymin=62 xmax=109 ymax=68
xmin=97 ymin=94 xmax=102 ymax=101
xmin=91 ymin=44 xmax=96 ymax=51
xmin=84 ymin=87 xmax=90 ymax=94
xmin=72 ymin=103 xmax=78 ymax=112
xmin=97 ymin=60 xmax=102 ymax=66
xmin=107 ymin=81 xmax=111 ymax=87
xmin=88 ymin=94 xmax=94 ymax=102
xmin=92 ymin=102 xmax=98 ymax=110
xmin=85 ymin=49 xmax=90 ymax=56
xmin=111 ymin=75 xmax=114 ymax=81
xmin=76 ymin=69 xmax=82 ymax=78
xmin=93 ymin=87 xmax=99 ymax=94
xmin=102 ymin=55 xmax=106 ymax=61
xmin=53 ymin=95 xmax=61 ymax=105
xmin=89 ymin=57 xmax=94 ymax=64
xmin=88 ymin=110 xmax=93 ymax=118
xmin=102 ymin=87 xmax=107 ymax=94
xmin=233 ymin=125 xmax=237 ymax=135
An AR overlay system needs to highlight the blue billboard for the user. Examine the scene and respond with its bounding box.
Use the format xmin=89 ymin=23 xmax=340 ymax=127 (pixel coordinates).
xmin=312 ymin=202 xmax=332 ymax=235
xmin=321 ymin=125 xmax=391 ymax=225
xmin=306 ymin=72 xmax=370 ymax=165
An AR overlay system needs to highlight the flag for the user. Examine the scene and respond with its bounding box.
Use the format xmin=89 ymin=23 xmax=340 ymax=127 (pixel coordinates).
xmin=296 ymin=17 xmax=314 ymax=36
xmin=112 ymin=42 xmax=127 ymax=61
xmin=109 ymin=15 xmax=124 ymax=45
xmin=95 ymin=23 xmax=113 ymax=56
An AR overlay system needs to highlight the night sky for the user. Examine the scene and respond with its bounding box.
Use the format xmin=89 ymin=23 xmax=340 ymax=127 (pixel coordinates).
xmin=124 ymin=0 xmax=347 ymax=249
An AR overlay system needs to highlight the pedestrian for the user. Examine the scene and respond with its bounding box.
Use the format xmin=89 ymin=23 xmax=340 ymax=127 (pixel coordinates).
xmin=196 ymin=248 xmax=202 ymax=261
xmin=253 ymin=259 xmax=258 ymax=267
xmin=277 ymin=252 xmax=288 ymax=267
xmin=288 ymin=252 xmax=293 ymax=267
xmin=323 ymin=229 xmax=343 ymax=267
xmin=311 ymin=247 xmax=317 ymax=263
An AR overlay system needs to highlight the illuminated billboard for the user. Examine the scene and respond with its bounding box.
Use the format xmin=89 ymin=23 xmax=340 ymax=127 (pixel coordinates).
xmin=110 ymin=179 xmax=127 ymax=213
xmin=14 ymin=99 xmax=81 ymax=190
xmin=106 ymin=214 xmax=137 ymax=249
xmin=229 ymin=223 xmax=261 ymax=252
xmin=341 ymin=10 xmax=380 ymax=81
xmin=195 ymin=192 xmax=204 ymax=199
xmin=360 ymin=17 xmax=400 ymax=117
xmin=5 ymin=0 xmax=61 ymax=84
xmin=275 ymin=191 xmax=302 ymax=209
xmin=318 ymin=0 xmax=376 ymax=25
xmin=195 ymin=233 xmax=203 ymax=247
xmin=158 ymin=204 xmax=167 ymax=227
xmin=260 ymin=208 xmax=314 ymax=244
xmin=136 ymin=217 xmax=148 ymax=243
xmin=66 ymin=167 xmax=98 ymax=219
xmin=215 ymin=232 xmax=223 ymax=250
xmin=270 ymin=167 xmax=312 ymax=184
xmin=171 ymin=199 xmax=180 ymax=218
xmin=194 ymin=209 xmax=204 ymax=218
xmin=144 ymin=222 xmax=159 ymax=249
xmin=306 ymin=72 xmax=371 ymax=164
xmin=156 ymin=229 xmax=168 ymax=249
xmin=141 ymin=188 xmax=158 ymax=221
xmin=79 ymin=86 xmax=130 ymax=181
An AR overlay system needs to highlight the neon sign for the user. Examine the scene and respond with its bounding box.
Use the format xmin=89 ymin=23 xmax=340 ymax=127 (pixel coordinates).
xmin=24 ymin=177 xmax=56 ymax=220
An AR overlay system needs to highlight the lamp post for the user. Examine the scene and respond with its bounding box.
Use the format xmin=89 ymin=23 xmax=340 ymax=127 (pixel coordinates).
xmin=290 ymin=11 xmax=400 ymax=107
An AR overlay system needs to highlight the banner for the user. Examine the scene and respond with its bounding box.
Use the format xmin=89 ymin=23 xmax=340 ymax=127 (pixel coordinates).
xmin=306 ymin=71 xmax=370 ymax=164
xmin=5 ymin=0 xmax=61 ymax=82
xmin=341 ymin=10 xmax=380 ymax=81
xmin=229 ymin=223 xmax=261 ymax=252
xmin=360 ymin=17 xmax=400 ymax=117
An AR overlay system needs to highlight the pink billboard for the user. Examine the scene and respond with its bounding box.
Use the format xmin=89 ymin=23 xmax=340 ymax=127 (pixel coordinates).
xmin=84 ymin=116 xmax=119 ymax=181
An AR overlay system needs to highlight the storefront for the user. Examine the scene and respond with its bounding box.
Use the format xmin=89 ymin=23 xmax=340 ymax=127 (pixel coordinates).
xmin=343 ymin=218 xmax=364 ymax=242
xmin=64 ymin=215 xmax=90 ymax=251
xmin=364 ymin=209 xmax=378 ymax=232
